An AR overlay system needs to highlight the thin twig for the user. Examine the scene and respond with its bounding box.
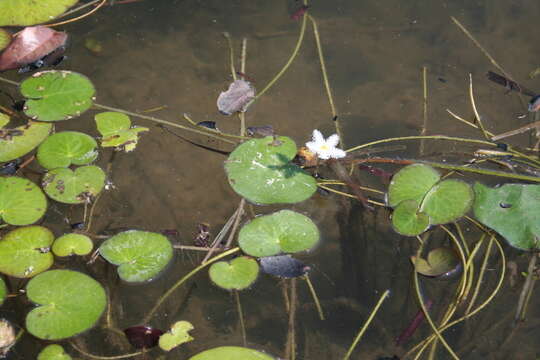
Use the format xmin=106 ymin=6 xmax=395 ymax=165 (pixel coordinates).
xmin=304 ymin=274 xmax=325 ymax=320
xmin=234 ymin=290 xmax=247 ymax=346
xmin=515 ymin=253 xmax=538 ymax=322
xmin=469 ymin=74 xmax=491 ymax=140
xmin=46 ymin=0 xmax=107 ymax=27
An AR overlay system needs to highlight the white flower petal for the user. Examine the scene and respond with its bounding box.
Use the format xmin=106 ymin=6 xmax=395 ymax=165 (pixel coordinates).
xmin=312 ymin=129 xmax=324 ymax=143
xmin=330 ymin=148 xmax=347 ymax=159
xmin=317 ymin=150 xmax=331 ymax=160
xmin=305 ymin=141 xmax=318 ymax=153
xmin=327 ymin=134 xmax=340 ymax=147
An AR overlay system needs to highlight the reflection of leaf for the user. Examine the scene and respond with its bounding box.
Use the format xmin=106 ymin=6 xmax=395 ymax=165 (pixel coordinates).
xmin=474 ymin=183 xmax=540 ymax=251
xmin=411 ymin=247 xmax=460 ymax=277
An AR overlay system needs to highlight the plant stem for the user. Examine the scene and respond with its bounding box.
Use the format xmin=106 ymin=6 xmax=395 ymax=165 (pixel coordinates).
xmin=235 ymin=290 xmax=247 ymax=346
xmin=343 ymin=289 xmax=390 ymax=360
xmin=304 ymin=274 xmax=325 ymax=320
xmin=347 ymin=135 xmax=496 ymax=153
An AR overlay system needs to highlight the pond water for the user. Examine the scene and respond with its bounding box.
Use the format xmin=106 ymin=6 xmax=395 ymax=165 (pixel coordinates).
xmin=1 ymin=0 xmax=539 ymax=359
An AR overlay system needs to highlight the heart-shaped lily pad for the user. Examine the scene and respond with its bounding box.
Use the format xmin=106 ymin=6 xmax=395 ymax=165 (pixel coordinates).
xmin=37 ymin=131 xmax=98 ymax=170
xmin=387 ymin=164 xmax=440 ymax=207
xmin=99 ymin=230 xmax=173 ymax=282
xmin=0 ymin=121 xmax=52 ymax=162
xmin=158 ymin=321 xmax=194 ymax=352
xmin=95 ymin=112 xmax=148 ymax=152
xmin=0 ymin=226 xmax=54 ymax=278
xmin=0 ymin=176 xmax=47 ymax=225
xmin=189 ymin=346 xmax=275 ymax=360
xmin=37 ymin=344 xmax=72 ymax=360
xmin=391 ymin=199 xmax=430 ymax=236
xmin=411 ymin=247 xmax=460 ymax=277
xmin=225 ymin=136 xmax=317 ymax=204
xmin=52 ymin=233 xmax=93 ymax=257
xmin=209 ymin=256 xmax=259 ymax=290
xmin=388 ymin=164 xmax=473 ymax=236
xmin=20 ymin=71 xmax=95 ymax=121
xmin=0 ymin=0 xmax=78 ymax=26
xmin=473 ymin=183 xmax=540 ymax=251
xmin=238 ymin=210 xmax=319 ymax=257
xmin=421 ymin=179 xmax=473 ymax=225
xmin=26 ymin=269 xmax=106 ymax=340
xmin=0 ymin=277 xmax=6 ymax=306
xmin=42 ymin=165 xmax=105 ymax=204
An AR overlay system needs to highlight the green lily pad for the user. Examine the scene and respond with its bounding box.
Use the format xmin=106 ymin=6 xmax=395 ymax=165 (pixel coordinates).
xmin=0 ymin=226 xmax=54 ymax=278
xmin=421 ymin=179 xmax=473 ymax=225
xmin=473 ymin=183 xmax=540 ymax=251
xmin=52 ymin=233 xmax=93 ymax=257
xmin=95 ymin=112 xmax=148 ymax=152
xmin=0 ymin=121 xmax=52 ymax=162
xmin=189 ymin=346 xmax=275 ymax=360
xmin=99 ymin=230 xmax=173 ymax=282
xmin=238 ymin=210 xmax=319 ymax=257
xmin=391 ymin=199 xmax=430 ymax=236
xmin=158 ymin=321 xmax=194 ymax=352
xmin=0 ymin=176 xmax=47 ymax=225
xmin=0 ymin=277 xmax=6 ymax=306
xmin=37 ymin=131 xmax=98 ymax=170
xmin=209 ymin=256 xmax=259 ymax=290
xmin=225 ymin=136 xmax=317 ymax=204
xmin=387 ymin=164 xmax=440 ymax=207
xmin=411 ymin=247 xmax=460 ymax=277
xmin=0 ymin=29 xmax=10 ymax=51
xmin=37 ymin=344 xmax=72 ymax=360
xmin=0 ymin=0 xmax=78 ymax=26
xmin=20 ymin=71 xmax=95 ymax=122
xmin=42 ymin=165 xmax=105 ymax=204
xmin=26 ymin=269 xmax=106 ymax=340
xmin=0 ymin=113 xmax=9 ymax=128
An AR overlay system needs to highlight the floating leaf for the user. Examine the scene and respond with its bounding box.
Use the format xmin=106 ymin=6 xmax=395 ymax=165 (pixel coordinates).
xmin=0 ymin=113 xmax=9 ymax=128
xmin=95 ymin=112 xmax=148 ymax=152
xmin=37 ymin=131 xmax=98 ymax=170
xmin=259 ymin=255 xmax=309 ymax=278
xmin=0 ymin=176 xmax=47 ymax=225
xmin=37 ymin=344 xmax=72 ymax=360
xmin=0 ymin=29 xmax=10 ymax=52
xmin=0 ymin=0 xmax=78 ymax=26
xmin=0 ymin=226 xmax=54 ymax=278
xmin=391 ymin=200 xmax=430 ymax=236
xmin=52 ymin=233 xmax=93 ymax=257
xmin=0 ymin=277 xmax=6 ymax=306
xmin=209 ymin=256 xmax=259 ymax=290
xmin=473 ymin=183 xmax=540 ymax=251
xmin=124 ymin=326 xmax=164 ymax=349
xmin=158 ymin=321 xmax=194 ymax=352
xmin=0 ymin=26 xmax=67 ymax=71
xmin=217 ymin=80 xmax=255 ymax=115
xmin=238 ymin=210 xmax=319 ymax=257
xmin=387 ymin=164 xmax=440 ymax=208
xmin=189 ymin=346 xmax=275 ymax=360
xmin=411 ymin=247 xmax=460 ymax=277
xmin=225 ymin=136 xmax=316 ymax=204
xmin=421 ymin=179 xmax=473 ymax=225
xmin=26 ymin=269 xmax=106 ymax=340
xmin=0 ymin=121 xmax=52 ymax=162
xmin=99 ymin=230 xmax=173 ymax=282
xmin=42 ymin=165 xmax=105 ymax=204
xmin=20 ymin=70 xmax=95 ymax=121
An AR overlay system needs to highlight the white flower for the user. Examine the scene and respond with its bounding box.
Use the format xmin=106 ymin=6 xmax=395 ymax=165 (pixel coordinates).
xmin=305 ymin=129 xmax=346 ymax=160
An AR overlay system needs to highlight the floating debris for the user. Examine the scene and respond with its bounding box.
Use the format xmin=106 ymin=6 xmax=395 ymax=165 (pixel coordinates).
xmin=528 ymin=94 xmax=540 ymax=112
xmin=217 ymin=79 xmax=255 ymax=115
xmin=291 ymin=5 xmax=309 ymax=21
xmin=0 ymin=26 xmax=68 ymax=72
xmin=247 ymin=125 xmax=274 ymax=137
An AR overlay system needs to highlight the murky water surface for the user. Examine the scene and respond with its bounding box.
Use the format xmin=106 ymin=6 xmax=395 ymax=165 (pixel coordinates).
xmin=2 ymin=1 xmax=540 ymax=359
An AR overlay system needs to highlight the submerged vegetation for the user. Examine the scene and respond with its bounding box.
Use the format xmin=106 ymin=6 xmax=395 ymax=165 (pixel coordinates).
xmin=0 ymin=1 xmax=539 ymax=359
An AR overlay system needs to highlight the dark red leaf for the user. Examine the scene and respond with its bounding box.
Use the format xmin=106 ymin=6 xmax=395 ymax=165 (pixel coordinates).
xmin=124 ymin=325 xmax=164 ymax=349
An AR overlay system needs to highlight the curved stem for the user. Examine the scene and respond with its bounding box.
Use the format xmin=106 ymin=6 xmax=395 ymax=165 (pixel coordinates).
xmin=46 ymin=0 xmax=107 ymax=27
xmin=143 ymin=247 xmax=241 ymax=324
xmin=70 ymin=341 xmax=143 ymax=359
